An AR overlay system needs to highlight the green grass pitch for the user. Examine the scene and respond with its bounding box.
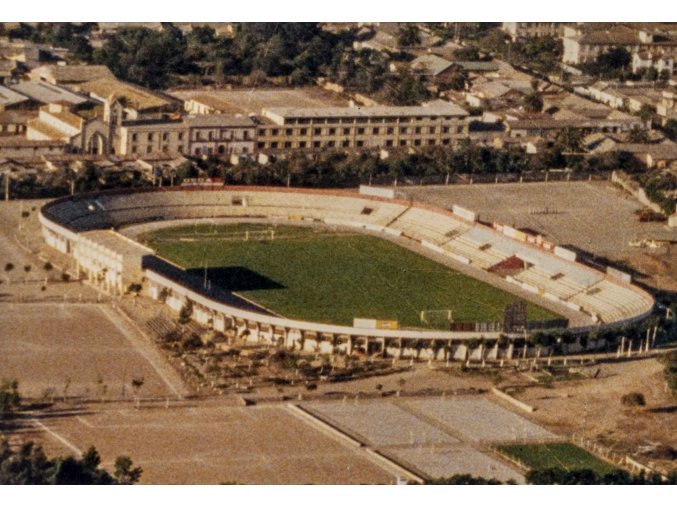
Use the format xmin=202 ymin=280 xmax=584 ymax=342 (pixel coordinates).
xmin=141 ymin=223 xmax=560 ymax=329
xmin=497 ymin=443 xmax=618 ymax=474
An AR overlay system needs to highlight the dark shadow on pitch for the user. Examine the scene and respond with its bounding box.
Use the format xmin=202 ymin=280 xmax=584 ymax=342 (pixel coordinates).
xmin=186 ymin=266 xmax=285 ymax=292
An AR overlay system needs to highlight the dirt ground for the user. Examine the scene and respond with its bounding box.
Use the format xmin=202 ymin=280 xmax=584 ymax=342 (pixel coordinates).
xmin=404 ymin=181 xmax=676 ymax=292
xmin=0 ymin=303 xmax=188 ymax=399
xmin=6 ymin=401 xmax=395 ymax=485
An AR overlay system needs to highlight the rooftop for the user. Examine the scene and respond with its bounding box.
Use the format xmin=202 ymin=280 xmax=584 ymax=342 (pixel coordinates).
xmin=9 ymin=80 xmax=90 ymax=106
xmin=30 ymin=64 xmax=114 ymax=84
xmin=0 ymin=85 xmax=29 ymax=108
xmin=173 ymin=87 xmax=348 ymax=116
xmin=410 ymin=54 xmax=454 ymax=77
xmin=79 ymin=77 xmax=178 ymax=111
xmin=263 ymin=101 xmax=469 ymax=122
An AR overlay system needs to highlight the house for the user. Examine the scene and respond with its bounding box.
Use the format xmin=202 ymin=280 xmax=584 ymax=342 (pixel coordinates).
xmin=0 ymin=110 xmax=36 ymax=136
xmin=9 ymin=80 xmax=92 ymax=109
xmin=0 ymin=85 xmax=32 ymax=110
xmin=502 ymin=22 xmax=564 ymax=41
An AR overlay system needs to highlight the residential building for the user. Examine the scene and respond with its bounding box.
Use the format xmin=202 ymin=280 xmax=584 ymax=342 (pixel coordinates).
xmin=562 ymin=24 xmax=677 ymax=67
xmin=502 ymin=22 xmax=565 ymax=41
xmin=0 ymin=110 xmax=36 ymax=136
xmin=632 ymin=50 xmax=674 ymax=75
xmin=116 ymin=118 xmax=186 ymax=156
xmin=185 ymin=115 xmax=256 ymax=156
xmin=255 ymin=101 xmax=469 ymax=151
xmin=0 ymin=136 xmax=67 ymax=158
xmin=0 ymin=85 xmax=32 ymax=110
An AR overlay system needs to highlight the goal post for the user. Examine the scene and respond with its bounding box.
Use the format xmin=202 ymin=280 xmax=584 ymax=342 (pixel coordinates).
xmin=420 ymin=309 xmax=453 ymax=327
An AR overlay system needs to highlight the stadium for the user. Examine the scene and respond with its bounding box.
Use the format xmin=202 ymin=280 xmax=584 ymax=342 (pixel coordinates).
xmin=38 ymin=184 xmax=655 ymax=361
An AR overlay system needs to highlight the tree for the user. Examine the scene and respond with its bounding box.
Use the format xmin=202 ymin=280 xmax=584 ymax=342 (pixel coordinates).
xmin=397 ymin=24 xmax=422 ymax=48
xmin=628 ymin=126 xmax=650 ymax=143
xmin=523 ymin=91 xmax=544 ymax=113
xmin=0 ymin=379 xmax=21 ymax=418
xmin=663 ymin=119 xmax=677 ymax=142
xmin=621 ymin=392 xmax=646 ymax=407
xmin=4 ymin=263 xmax=14 ymax=272
xmin=0 ymin=441 xmax=142 ymax=484
xmin=453 ymin=46 xmax=481 ymax=61
xmin=178 ymin=299 xmax=193 ymax=324
xmin=114 ymin=456 xmax=143 ymax=484
xmin=555 ymin=127 xmax=583 ymax=153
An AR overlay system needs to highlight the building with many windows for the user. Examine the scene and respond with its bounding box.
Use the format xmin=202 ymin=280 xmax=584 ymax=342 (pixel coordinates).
xmin=254 ymin=101 xmax=469 ymax=152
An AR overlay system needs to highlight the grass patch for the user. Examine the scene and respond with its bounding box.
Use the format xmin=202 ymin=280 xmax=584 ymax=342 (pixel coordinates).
xmin=142 ymin=223 xmax=560 ymax=329
xmin=498 ymin=443 xmax=618 ymax=474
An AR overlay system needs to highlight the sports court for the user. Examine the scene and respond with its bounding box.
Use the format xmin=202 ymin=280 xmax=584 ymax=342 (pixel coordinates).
xmin=0 ymin=303 xmax=187 ymax=399
xmin=406 ymin=398 xmax=556 ymax=442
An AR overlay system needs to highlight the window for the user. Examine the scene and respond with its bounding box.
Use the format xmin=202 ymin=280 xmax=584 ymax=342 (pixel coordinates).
xmin=357 ymin=128 xmax=365 ymax=135
xmin=327 ymin=140 xmax=335 ymax=147
xmin=243 ymin=131 xmax=250 ymax=140
xmin=429 ymin=127 xmax=435 ymax=134
xmin=457 ymin=126 xmax=464 ymax=133
xmin=257 ymin=129 xmax=265 ymax=136
xmin=286 ymin=128 xmax=293 ymax=135
xmin=194 ymin=148 xmax=200 ymax=155
xmin=442 ymin=139 xmax=450 ymax=146
xmin=131 ymin=146 xmax=137 ymax=154
xmin=162 ymin=145 xmax=169 ymax=153
xmin=131 ymin=133 xmax=138 ymax=142
xmin=218 ymin=145 xmax=225 ymax=154
xmin=162 ymin=132 xmax=169 ymax=141
xmin=284 ymin=141 xmax=292 ymax=148
xmin=442 ymin=126 xmax=449 ymax=133
xmin=428 ymin=139 xmax=435 ymax=146
xmin=299 ymin=141 xmax=306 ymax=148
xmin=178 ymin=132 xmax=184 ymax=140
xmin=313 ymin=141 xmax=321 ymax=148
xmin=414 ymin=127 xmax=421 ymax=134
xmin=356 ymin=140 xmax=364 ymax=147
xmin=400 ymin=127 xmax=407 ymax=134
xmin=178 ymin=145 xmax=184 ymax=153
xmin=387 ymin=127 xmax=394 ymax=135
xmin=313 ymin=128 xmax=321 ymax=135
xmin=271 ymin=141 xmax=279 ymax=148
xmin=343 ymin=128 xmax=350 ymax=135
xmin=372 ymin=127 xmax=379 ymax=134
xmin=147 ymin=146 xmax=152 ymax=153
xmin=399 ymin=140 xmax=407 ymax=146
xmin=272 ymin=129 xmax=279 ymax=135
xmin=300 ymin=128 xmax=307 ymax=135
xmin=414 ymin=139 xmax=421 ymax=146
xmin=147 ymin=133 xmax=154 ymax=141
xmin=342 ymin=140 xmax=349 ymax=147
xmin=257 ymin=142 xmax=265 ymax=149
xmin=385 ymin=140 xmax=393 ymax=147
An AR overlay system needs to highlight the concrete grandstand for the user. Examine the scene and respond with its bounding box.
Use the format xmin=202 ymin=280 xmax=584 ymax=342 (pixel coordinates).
xmin=39 ymin=185 xmax=655 ymax=361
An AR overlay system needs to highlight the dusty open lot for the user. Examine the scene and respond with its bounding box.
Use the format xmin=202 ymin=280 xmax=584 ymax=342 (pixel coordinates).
xmin=0 ymin=303 xmax=188 ymax=399
xmin=509 ymin=356 xmax=677 ymax=472
xmin=11 ymin=401 xmax=395 ymax=485
xmin=404 ymin=181 xmax=676 ymax=291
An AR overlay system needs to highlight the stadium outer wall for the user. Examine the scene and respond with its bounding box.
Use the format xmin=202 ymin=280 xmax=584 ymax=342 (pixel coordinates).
xmin=38 ymin=186 xmax=655 ymax=361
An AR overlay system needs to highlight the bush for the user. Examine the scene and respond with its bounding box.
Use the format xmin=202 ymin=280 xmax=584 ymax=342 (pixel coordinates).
xmin=621 ymin=392 xmax=646 ymax=407
xmin=61 ymin=272 xmax=71 ymax=282
xmin=43 ymin=262 xmax=53 ymax=271
xmin=4 ymin=263 xmax=14 ymax=272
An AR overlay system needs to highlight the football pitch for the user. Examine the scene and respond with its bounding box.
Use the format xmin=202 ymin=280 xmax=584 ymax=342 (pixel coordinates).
xmin=497 ymin=443 xmax=618 ymax=475
xmin=142 ymin=224 xmax=559 ymax=329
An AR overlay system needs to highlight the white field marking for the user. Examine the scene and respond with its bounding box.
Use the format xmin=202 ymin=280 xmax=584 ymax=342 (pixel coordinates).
xmin=31 ymin=419 xmax=82 ymax=455
xmin=100 ymin=305 xmax=185 ymax=398
xmin=75 ymin=415 xmax=94 ymax=428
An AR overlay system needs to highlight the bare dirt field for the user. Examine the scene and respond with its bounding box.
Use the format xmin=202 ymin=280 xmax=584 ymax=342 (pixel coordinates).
xmin=404 ymin=181 xmax=676 ymax=291
xmin=0 ymin=303 xmax=188 ymax=399
xmin=507 ymin=356 xmax=677 ymax=473
xmin=13 ymin=401 xmax=394 ymax=485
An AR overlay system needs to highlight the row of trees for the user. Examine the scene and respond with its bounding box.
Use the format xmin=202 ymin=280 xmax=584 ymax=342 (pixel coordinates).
xmin=426 ymin=468 xmax=677 ymax=485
